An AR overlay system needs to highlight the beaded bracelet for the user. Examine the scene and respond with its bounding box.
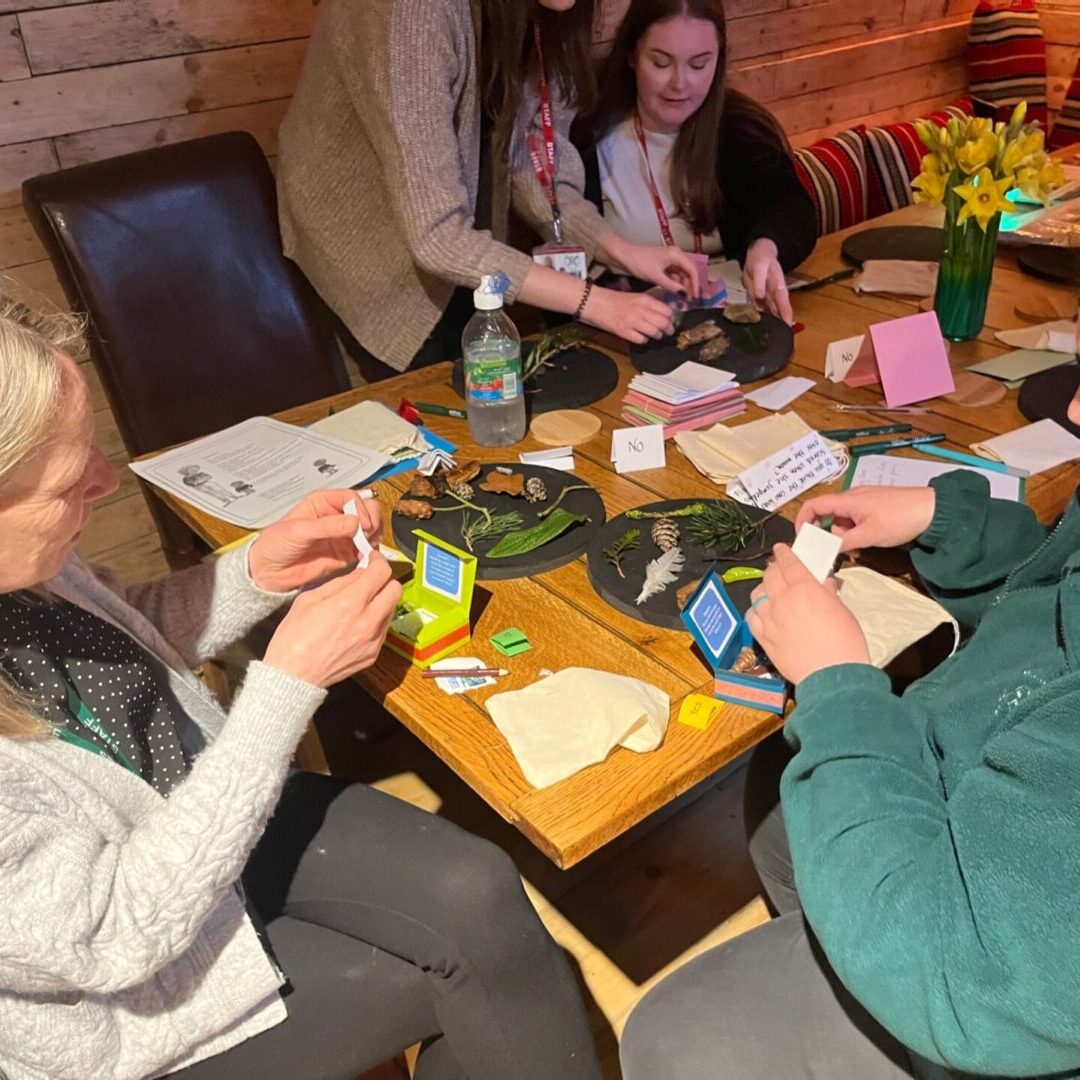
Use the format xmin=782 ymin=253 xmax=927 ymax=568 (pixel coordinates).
xmin=574 ymin=280 xmax=593 ymax=320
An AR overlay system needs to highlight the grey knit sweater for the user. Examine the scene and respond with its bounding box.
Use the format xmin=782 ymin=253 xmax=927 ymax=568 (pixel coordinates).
xmin=0 ymin=545 xmax=327 ymax=1080
xmin=278 ymin=0 xmax=609 ymax=371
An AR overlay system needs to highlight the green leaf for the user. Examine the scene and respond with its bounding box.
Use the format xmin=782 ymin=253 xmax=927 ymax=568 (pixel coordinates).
xmin=721 ymin=566 xmax=765 ymax=583
xmin=486 ymin=509 xmax=589 ymax=559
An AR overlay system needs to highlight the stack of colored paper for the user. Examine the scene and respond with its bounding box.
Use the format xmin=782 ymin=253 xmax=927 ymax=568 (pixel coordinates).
xmin=622 ymin=361 xmax=745 ymax=436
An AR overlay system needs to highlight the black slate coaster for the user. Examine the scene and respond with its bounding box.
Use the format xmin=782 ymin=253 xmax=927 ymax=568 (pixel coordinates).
xmin=586 ymin=498 xmax=795 ymax=630
xmin=628 ymin=308 xmax=794 ymax=383
xmin=451 ymin=345 xmax=619 ymax=415
xmin=391 ymin=464 xmax=605 ymax=581
xmin=1018 ymin=364 xmax=1080 ymax=438
xmin=841 ymin=226 xmax=943 ymax=267
xmin=1017 ymin=246 xmax=1080 ymax=287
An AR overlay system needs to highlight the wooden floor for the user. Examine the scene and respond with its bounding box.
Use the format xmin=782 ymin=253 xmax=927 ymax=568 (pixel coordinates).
xmin=83 ymin=480 xmax=770 ymax=1080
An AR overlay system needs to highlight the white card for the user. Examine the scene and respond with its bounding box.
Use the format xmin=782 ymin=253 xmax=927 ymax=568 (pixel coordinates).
xmin=1046 ymin=330 xmax=1078 ymax=356
xmin=731 ymin=432 xmax=840 ymax=511
xmin=611 ymin=424 xmax=666 ymax=474
xmin=344 ymin=498 xmax=373 ymax=569
xmin=972 ymin=419 xmax=1080 ymax=476
xmin=791 ymin=522 xmax=843 ymax=583
xmin=665 ymin=361 xmax=738 ymax=393
xmin=746 ymin=376 xmax=816 ymax=411
xmin=825 ymin=335 xmax=865 ymax=383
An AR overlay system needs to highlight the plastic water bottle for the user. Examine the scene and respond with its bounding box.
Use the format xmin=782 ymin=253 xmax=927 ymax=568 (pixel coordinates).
xmin=461 ymin=273 xmax=526 ymax=447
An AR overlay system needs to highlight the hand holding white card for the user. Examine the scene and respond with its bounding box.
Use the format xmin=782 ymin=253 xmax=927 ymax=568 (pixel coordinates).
xmin=344 ymin=498 xmax=373 ymax=569
xmin=791 ymin=522 xmax=843 ymax=583
xmin=611 ymin=424 xmax=666 ymax=474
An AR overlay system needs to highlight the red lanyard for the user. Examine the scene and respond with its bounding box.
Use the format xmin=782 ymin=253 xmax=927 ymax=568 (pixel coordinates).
xmin=632 ymin=111 xmax=702 ymax=254
xmin=527 ymin=23 xmax=564 ymax=243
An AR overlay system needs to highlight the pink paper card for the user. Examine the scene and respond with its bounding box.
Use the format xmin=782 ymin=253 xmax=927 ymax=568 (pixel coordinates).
xmin=842 ymin=334 xmax=881 ymax=388
xmin=869 ymin=311 xmax=955 ymax=407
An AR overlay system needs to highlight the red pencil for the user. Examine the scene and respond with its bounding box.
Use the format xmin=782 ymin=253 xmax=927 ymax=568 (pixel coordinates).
xmin=420 ymin=667 xmax=508 ymax=679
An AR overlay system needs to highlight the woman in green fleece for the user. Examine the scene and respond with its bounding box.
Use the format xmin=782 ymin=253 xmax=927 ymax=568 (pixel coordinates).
xmin=620 ymin=406 xmax=1080 ymax=1077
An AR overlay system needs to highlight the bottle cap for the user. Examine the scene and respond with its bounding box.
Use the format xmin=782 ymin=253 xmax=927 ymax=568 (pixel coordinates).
xmin=474 ymin=272 xmax=510 ymax=311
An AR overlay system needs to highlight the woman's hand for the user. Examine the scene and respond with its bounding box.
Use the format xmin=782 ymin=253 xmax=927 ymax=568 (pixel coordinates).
xmin=747 ymin=545 xmax=870 ymax=685
xmin=742 ymin=238 xmax=793 ymax=324
xmin=248 ymin=489 xmax=381 ymax=593
xmin=601 ymin=233 xmax=701 ymax=298
xmin=795 ymin=486 xmax=937 ymax=554
xmin=263 ymin=553 xmax=402 ymax=687
xmin=584 ymin=286 xmax=675 ymax=344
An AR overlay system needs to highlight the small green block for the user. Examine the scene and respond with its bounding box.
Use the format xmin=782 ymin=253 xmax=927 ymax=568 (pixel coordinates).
xmin=490 ymin=628 xmax=532 ymax=657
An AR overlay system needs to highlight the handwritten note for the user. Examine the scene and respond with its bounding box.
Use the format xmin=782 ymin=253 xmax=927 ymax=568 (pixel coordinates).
xmin=611 ymin=424 xmax=666 ymax=474
xmin=731 ymin=433 xmax=840 ymax=511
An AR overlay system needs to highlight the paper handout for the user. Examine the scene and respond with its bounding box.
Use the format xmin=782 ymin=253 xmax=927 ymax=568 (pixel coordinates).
xmin=731 ymin=432 xmax=841 ymax=511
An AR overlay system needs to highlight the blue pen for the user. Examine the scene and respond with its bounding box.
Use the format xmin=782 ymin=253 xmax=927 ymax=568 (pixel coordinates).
xmin=915 ymin=442 xmax=1030 ymax=478
xmin=851 ymin=433 xmax=947 ymax=456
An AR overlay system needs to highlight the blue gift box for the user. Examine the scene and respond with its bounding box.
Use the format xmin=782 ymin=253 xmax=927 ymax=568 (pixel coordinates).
xmin=679 ymin=569 xmax=788 ymax=715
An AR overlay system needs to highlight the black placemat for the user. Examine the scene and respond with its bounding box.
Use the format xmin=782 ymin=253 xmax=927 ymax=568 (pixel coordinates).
xmin=628 ymin=308 xmax=794 ymax=383
xmin=841 ymin=226 xmax=943 ymax=267
xmin=391 ymin=464 xmax=605 ymax=581
xmin=1017 ymin=246 xmax=1080 ymax=287
xmin=451 ymin=345 xmax=619 ymax=415
xmin=586 ymin=498 xmax=795 ymax=630
xmin=1018 ymin=364 xmax=1080 ymax=438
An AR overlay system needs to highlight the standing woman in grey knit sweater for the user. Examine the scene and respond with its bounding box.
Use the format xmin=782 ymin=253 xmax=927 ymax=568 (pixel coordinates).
xmin=0 ymin=297 xmax=602 ymax=1079
xmin=279 ymin=0 xmax=702 ymax=378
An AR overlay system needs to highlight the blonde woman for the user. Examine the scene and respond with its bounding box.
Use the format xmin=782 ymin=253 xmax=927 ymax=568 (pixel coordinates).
xmin=0 ymin=299 xmax=602 ymax=1080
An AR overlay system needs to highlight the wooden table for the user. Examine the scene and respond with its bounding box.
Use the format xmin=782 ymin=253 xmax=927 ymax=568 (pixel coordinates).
xmin=153 ymin=202 xmax=1079 ymax=868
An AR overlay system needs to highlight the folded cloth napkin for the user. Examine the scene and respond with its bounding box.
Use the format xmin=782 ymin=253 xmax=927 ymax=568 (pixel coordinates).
xmin=995 ymin=319 xmax=1078 ymax=354
xmin=854 ymin=260 xmax=939 ymax=297
xmin=971 ymin=418 xmax=1080 ymax=476
xmin=485 ymin=668 xmax=669 ymax=789
xmin=311 ymin=400 xmax=430 ymax=459
xmin=675 ymin=412 xmax=845 ymax=486
xmin=835 ymin=566 xmax=958 ymax=668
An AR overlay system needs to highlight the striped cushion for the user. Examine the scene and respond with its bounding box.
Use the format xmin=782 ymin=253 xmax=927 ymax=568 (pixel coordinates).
xmin=865 ymin=98 xmax=976 ymax=216
xmin=1049 ymin=58 xmax=1080 ymax=151
xmin=793 ymin=128 xmax=869 ymax=236
xmin=966 ymin=0 xmax=1049 ymax=131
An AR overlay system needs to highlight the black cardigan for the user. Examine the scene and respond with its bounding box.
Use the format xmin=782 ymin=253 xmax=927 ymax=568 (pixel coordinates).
xmin=577 ymin=104 xmax=817 ymax=272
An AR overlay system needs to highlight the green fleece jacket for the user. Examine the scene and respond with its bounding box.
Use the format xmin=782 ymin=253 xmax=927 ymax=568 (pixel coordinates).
xmin=782 ymin=469 xmax=1080 ymax=1078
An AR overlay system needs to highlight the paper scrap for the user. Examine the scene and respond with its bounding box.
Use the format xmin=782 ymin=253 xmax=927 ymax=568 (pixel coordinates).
xmin=491 ymin=627 xmax=532 ymax=657
xmin=745 ymin=376 xmax=815 ymax=411
xmin=612 ymin=424 xmax=666 ymax=474
xmin=854 ymin=260 xmax=938 ymax=297
xmin=520 ymin=446 xmax=576 ymax=471
xmin=418 ymin=448 xmax=456 ymax=476
xmin=343 ymin=498 xmax=373 ymax=569
xmin=428 ymin=657 xmax=498 ymax=695
xmin=732 ymin=432 xmax=841 ymax=511
xmin=967 ymin=349 xmax=1077 ymax=388
xmin=870 ymin=311 xmax=954 ymax=407
xmin=677 ymin=694 xmax=724 ymax=731
xmin=825 ymin=335 xmax=866 ymax=383
xmin=971 ymin=419 xmax=1080 ymax=477
xmin=996 ymin=319 xmax=1077 ymax=354
xmin=791 ymin=522 xmax=843 ymax=583
xmin=663 ymin=361 xmax=737 ymax=394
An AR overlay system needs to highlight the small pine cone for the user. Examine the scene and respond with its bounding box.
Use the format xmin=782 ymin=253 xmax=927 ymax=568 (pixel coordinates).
xmin=448 ymin=480 xmax=474 ymax=500
xmin=524 ymin=476 xmax=548 ymax=503
xmin=651 ymin=516 xmax=680 ymax=552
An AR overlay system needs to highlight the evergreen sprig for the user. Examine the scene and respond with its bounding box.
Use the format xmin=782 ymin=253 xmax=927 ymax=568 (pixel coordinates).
xmin=603 ymin=528 xmax=641 ymax=579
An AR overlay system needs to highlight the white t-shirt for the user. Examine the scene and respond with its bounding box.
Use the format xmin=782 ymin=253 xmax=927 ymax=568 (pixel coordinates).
xmin=596 ymin=115 xmax=723 ymax=259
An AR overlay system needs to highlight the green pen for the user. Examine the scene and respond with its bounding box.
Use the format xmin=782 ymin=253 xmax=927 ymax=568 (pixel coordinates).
xmin=414 ymin=401 xmax=467 ymax=420
xmin=819 ymin=423 xmax=912 ymax=441
xmin=851 ymin=433 xmax=947 ymax=456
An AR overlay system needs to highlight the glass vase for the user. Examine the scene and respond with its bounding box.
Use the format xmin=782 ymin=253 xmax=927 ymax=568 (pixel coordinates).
xmin=933 ymin=177 xmax=1001 ymax=342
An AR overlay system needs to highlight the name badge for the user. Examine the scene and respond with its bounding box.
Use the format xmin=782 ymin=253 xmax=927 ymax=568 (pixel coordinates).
xmin=532 ymin=244 xmax=588 ymax=280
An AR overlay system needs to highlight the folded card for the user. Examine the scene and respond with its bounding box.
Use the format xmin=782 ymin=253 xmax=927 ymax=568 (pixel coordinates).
xmin=869 ymin=311 xmax=955 ymax=407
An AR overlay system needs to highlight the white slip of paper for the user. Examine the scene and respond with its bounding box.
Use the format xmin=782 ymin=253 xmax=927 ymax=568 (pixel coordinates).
xmin=343 ymin=498 xmax=373 ymax=569
xmin=418 ymin=449 xmax=457 ymax=476
xmin=428 ymin=657 xmax=497 ymax=695
xmin=731 ymin=432 xmax=841 ymax=511
xmin=791 ymin=522 xmax=843 ymax=583
xmin=745 ymin=376 xmax=816 ymax=411
xmin=520 ymin=446 xmax=576 ymax=471
xmin=973 ymin=418 xmax=1080 ymax=477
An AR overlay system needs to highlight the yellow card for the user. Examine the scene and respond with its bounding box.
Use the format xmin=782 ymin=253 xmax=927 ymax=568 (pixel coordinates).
xmin=678 ymin=694 xmax=724 ymax=731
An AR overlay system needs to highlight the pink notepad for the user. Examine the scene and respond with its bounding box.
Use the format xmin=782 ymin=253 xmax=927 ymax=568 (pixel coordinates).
xmin=869 ymin=311 xmax=954 ymax=407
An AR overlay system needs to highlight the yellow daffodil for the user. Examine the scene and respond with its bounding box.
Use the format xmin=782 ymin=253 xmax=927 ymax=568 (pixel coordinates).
xmin=1008 ymin=101 xmax=1028 ymax=130
xmin=1017 ymin=159 xmax=1067 ymax=203
xmin=953 ymin=168 xmax=1013 ymax=229
xmin=956 ymin=131 xmax=999 ymax=174
xmin=913 ymin=169 xmax=948 ymax=204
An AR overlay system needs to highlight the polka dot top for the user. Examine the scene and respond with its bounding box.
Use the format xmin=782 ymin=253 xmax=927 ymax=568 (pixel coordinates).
xmin=0 ymin=593 xmax=198 ymax=797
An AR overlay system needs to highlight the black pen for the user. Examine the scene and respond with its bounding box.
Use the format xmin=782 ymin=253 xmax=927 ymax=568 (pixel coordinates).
xmin=819 ymin=423 xmax=912 ymax=441
xmin=851 ymin=433 xmax=947 ymax=456
xmin=787 ymin=267 xmax=858 ymax=293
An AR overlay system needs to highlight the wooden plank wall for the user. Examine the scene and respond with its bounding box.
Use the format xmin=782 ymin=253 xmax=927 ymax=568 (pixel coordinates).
xmin=0 ymin=0 xmax=1076 ymax=581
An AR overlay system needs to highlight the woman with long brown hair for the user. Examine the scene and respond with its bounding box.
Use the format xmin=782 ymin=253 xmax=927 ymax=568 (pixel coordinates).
xmin=582 ymin=0 xmax=815 ymax=323
xmin=278 ymin=0 xmax=701 ymax=379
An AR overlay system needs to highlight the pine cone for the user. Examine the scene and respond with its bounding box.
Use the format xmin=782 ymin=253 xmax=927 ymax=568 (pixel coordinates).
xmin=651 ymin=516 xmax=680 ymax=552
xmin=448 ymin=480 xmax=474 ymax=500
xmin=524 ymin=476 xmax=548 ymax=503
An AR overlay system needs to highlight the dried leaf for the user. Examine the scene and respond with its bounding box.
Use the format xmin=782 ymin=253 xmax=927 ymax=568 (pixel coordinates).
xmin=677 ymin=320 xmax=723 ymax=350
xmin=446 ymin=460 xmax=481 ymax=486
xmin=723 ymin=303 xmax=762 ymax=325
xmin=396 ymin=499 xmax=434 ymax=520
xmin=407 ymin=477 xmax=438 ymax=499
xmin=699 ymin=331 xmax=731 ymax=362
xmin=635 ymin=547 xmax=686 ymax=605
xmin=479 ymin=472 xmax=525 ymax=497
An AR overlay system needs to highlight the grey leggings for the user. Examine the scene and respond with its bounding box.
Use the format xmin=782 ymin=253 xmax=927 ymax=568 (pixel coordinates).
xmin=170 ymin=772 xmax=602 ymax=1080
xmin=620 ymin=734 xmax=929 ymax=1080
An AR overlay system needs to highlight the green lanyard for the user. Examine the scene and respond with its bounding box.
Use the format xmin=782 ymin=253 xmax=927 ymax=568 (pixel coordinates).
xmin=53 ymin=673 xmax=139 ymax=775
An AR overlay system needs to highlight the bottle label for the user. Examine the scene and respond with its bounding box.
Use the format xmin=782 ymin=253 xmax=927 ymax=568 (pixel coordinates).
xmin=466 ymin=353 xmax=520 ymax=402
